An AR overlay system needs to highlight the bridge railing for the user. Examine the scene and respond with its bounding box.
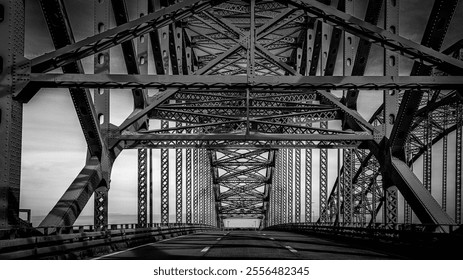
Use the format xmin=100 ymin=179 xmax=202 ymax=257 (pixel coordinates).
xmin=265 ymin=222 xmax=461 ymax=242
xmin=0 ymin=223 xmax=215 ymax=260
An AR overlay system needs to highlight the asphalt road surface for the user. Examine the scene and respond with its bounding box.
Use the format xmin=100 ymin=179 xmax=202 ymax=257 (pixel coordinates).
xmin=95 ymin=230 xmax=403 ymax=260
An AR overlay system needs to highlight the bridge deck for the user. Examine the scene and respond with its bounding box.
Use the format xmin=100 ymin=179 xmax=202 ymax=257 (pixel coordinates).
xmin=95 ymin=231 xmax=401 ymax=260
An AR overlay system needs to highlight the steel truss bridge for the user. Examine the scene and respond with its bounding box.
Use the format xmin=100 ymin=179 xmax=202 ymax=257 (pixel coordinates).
xmin=1 ymin=0 xmax=463 ymax=258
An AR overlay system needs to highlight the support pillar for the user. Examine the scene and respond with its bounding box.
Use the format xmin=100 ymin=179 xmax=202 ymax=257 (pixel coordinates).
xmin=160 ymin=120 xmax=169 ymax=224
xmin=0 ymin=0 xmax=25 ymax=229
xmin=295 ymin=149 xmax=301 ymax=223
xmin=305 ymin=149 xmax=312 ymax=222
xmin=383 ymin=0 xmax=399 ymax=226
xmin=288 ymin=149 xmax=293 ymax=223
xmin=319 ymin=122 xmax=328 ymax=222
xmin=282 ymin=149 xmax=287 ymax=223
xmin=456 ymin=103 xmax=462 ymax=224
xmin=175 ymin=144 xmax=183 ymax=223
xmin=193 ymin=149 xmax=199 ymax=223
xmin=94 ymin=0 xmax=110 ymax=229
xmin=137 ymin=149 xmax=148 ymax=227
xmin=186 ymin=149 xmax=192 ymax=223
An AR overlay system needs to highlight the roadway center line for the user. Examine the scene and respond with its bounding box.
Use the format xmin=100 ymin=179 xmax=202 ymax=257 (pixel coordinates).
xmin=201 ymin=247 xmax=210 ymax=252
xmin=285 ymin=246 xmax=298 ymax=253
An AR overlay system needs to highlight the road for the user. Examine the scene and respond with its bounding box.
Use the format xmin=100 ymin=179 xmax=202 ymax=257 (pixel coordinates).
xmin=95 ymin=230 xmax=402 ymax=260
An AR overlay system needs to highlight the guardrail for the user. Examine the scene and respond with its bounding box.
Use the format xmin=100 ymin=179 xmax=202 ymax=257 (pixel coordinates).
xmin=265 ymin=222 xmax=462 ymax=243
xmin=0 ymin=223 xmax=215 ymax=259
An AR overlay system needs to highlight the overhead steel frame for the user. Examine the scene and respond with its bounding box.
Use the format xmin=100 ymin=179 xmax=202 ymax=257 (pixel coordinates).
xmin=3 ymin=0 xmax=463 ymax=233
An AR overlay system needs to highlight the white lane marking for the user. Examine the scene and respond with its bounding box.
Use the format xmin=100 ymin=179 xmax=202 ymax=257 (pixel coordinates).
xmin=201 ymin=247 xmax=210 ymax=252
xmin=269 ymin=237 xmax=275 ymax=240
xmin=92 ymin=235 xmax=185 ymax=260
xmin=285 ymin=246 xmax=298 ymax=253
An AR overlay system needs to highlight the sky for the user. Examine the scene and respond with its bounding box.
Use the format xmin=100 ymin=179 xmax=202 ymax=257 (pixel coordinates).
xmin=19 ymin=0 xmax=463 ymax=227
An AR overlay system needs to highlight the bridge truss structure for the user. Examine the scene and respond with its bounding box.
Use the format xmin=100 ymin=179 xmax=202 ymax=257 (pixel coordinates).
xmin=1 ymin=0 xmax=463 ymax=234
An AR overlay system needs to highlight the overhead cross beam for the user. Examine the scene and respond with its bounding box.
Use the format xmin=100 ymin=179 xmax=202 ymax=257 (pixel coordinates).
xmin=20 ymin=74 xmax=463 ymax=92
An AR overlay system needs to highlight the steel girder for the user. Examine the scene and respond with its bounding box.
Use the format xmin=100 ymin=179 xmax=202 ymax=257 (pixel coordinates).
xmin=37 ymin=0 xmax=105 ymax=159
xmin=19 ymin=74 xmax=463 ymax=93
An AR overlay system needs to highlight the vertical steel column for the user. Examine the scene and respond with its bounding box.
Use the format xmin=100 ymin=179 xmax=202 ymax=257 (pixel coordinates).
xmin=269 ymin=183 xmax=273 ymax=226
xmin=149 ymin=149 xmax=153 ymax=224
xmin=343 ymin=149 xmax=353 ymax=225
xmin=175 ymin=146 xmax=182 ymax=223
xmin=186 ymin=149 xmax=192 ymax=223
xmin=336 ymin=149 xmax=341 ymax=223
xmin=358 ymin=150 xmax=367 ymax=225
xmin=93 ymin=0 xmax=110 ymax=229
xmin=404 ymin=142 xmax=412 ymax=223
xmin=207 ymin=161 xmax=212 ymax=225
xmin=423 ymin=93 xmax=432 ymax=192
xmin=137 ymin=149 xmax=148 ymax=226
xmin=175 ymin=125 xmax=182 ymax=223
xmin=136 ymin=0 xmax=149 ymax=227
xmin=0 ymin=0 xmax=24 ymax=229
xmin=442 ymin=107 xmax=448 ymax=211
xmin=383 ymin=0 xmax=399 ymax=226
xmin=305 ymin=149 xmax=312 ymax=222
xmin=276 ymin=150 xmax=282 ymax=224
xmin=282 ymin=149 xmax=288 ymax=223
xmin=295 ymin=149 xmax=301 ymax=223
xmin=288 ymin=149 xmax=293 ymax=223
xmin=456 ymin=103 xmax=462 ymax=224
xmin=199 ymin=149 xmax=205 ymax=224
xmin=193 ymin=149 xmax=199 ymax=223
xmin=160 ymin=120 xmax=169 ymax=223
xmin=319 ymin=121 xmax=328 ymax=222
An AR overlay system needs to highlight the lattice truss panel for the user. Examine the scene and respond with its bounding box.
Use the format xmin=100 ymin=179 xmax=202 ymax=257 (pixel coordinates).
xmin=5 ymin=0 xmax=463 ymax=229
